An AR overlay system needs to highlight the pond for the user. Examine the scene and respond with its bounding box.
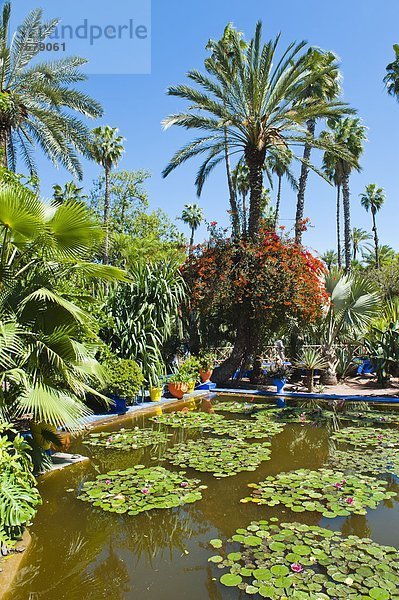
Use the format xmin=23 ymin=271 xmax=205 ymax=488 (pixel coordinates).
xmin=7 ymin=394 xmax=399 ymax=599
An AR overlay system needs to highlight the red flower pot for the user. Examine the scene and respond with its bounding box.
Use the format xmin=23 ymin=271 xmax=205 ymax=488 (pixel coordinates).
xmin=168 ymin=382 xmax=189 ymax=399
xmin=200 ymin=369 xmax=213 ymax=383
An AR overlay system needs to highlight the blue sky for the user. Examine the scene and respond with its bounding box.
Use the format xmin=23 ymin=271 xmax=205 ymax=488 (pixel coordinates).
xmin=10 ymin=0 xmax=399 ymax=255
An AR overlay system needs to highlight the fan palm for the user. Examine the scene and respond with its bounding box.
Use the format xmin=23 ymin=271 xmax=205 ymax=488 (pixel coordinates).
xmin=179 ymin=203 xmax=204 ymax=249
xmin=351 ymin=227 xmax=371 ymax=262
xmin=0 ymin=183 xmax=125 ymax=430
xmin=320 ymin=118 xmax=367 ymax=272
xmin=320 ymin=270 xmax=380 ymax=384
xmin=0 ymin=3 xmax=102 ymax=177
xmin=294 ymin=48 xmax=342 ymax=243
xmin=267 ymin=148 xmax=297 ymax=229
xmin=89 ymin=126 xmax=125 ymax=264
xmin=162 ymin=23 xmax=354 ymax=240
xmin=360 ymin=183 xmax=385 ymax=270
xmin=295 ymin=347 xmax=327 ymax=392
xmin=384 ymin=44 xmax=399 ymax=101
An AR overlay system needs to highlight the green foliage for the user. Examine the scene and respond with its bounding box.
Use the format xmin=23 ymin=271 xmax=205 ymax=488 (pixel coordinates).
xmin=0 ymin=425 xmax=41 ymax=545
xmin=101 ymin=261 xmax=187 ymax=386
xmin=178 ymin=356 xmax=201 ymax=381
xmin=0 ymin=3 xmax=102 ymax=178
xmin=364 ymin=322 xmax=399 ymax=382
xmin=241 ymin=468 xmax=395 ymax=517
xmin=209 ymin=519 xmax=399 ymax=597
xmin=151 ymin=411 xmax=223 ymax=429
xmin=84 ymin=427 xmax=170 ymax=450
xmin=78 ymin=465 xmax=206 ymax=515
xmin=103 ymin=358 xmax=144 ymax=403
xmin=294 ymin=347 xmax=327 ymax=391
xmin=0 ymin=182 xmax=125 ymax=430
xmin=198 ymin=352 xmax=215 ymax=371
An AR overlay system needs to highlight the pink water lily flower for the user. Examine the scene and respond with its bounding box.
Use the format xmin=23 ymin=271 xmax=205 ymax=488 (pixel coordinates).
xmin=342 ymin=479 xmax=347 ymax=485
xmin=345 ymin=497 xmax=354 ymax=505
xmin=141 ymin=488 xmax=149 ymax=495
xmin=334 ymin=482 xmax=342 ymax=489
xmin=291 ymin=563 xmax=303 ymax=573
xmin=377 ymin=435 xmax=383 ymax=441
xmin=180 ymin=482 xmax=189 ymax=488
xmin=105 ymin=479 xmax=111 ymax=485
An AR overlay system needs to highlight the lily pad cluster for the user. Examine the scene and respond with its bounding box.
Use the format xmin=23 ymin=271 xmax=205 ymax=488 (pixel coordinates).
xmin=78 ymin=465 xmax=206 ymax=515
xmin=150 ymin=411 xmax=224 ymax=429
xmin=84 ymin=427 xmax=170 ymax=450
xmin=205 ymin=418 xmax=285 ymax=439
xmin=164 ymin=437 xmax=271 ymax=477
xmin=332 ymin=426 xmax=399 ymax=449
xmin=254 ymin=408 xmax=327 ymax=425
xmin=209 ymin=519 xmax=399 ymax=598
xmin=213 ymin=401 xmax=269 ymax=414
xmin=328 ymin=448 xmax=399 ymax=478
xmin=241 ymin=468 xmax=396 ymax=517
xmin=340 ymin=409 xmax=399 ymax=425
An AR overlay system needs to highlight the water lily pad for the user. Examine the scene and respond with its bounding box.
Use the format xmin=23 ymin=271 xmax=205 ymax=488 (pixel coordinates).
xmin=332 ymin=427 xmax=399 ymax=449
xmin=208 ymin=519 xmax=399 ymax=597
xmin=164 ymin=437 xmax=271 ymax=477
xmin=78 ymin=466 xmax=205 ymax=515
xmin=84 ymin=427 xmax=170 ymax=450
xmin=241 ymin=468 xmax=396 ymax=517
xmin=150 ymin=411 xmax=224 ymax=429
xmin=328 ymin=447 xmax=399 ymax=478
xmin=205 ymin=417 xmax=284 ymax=439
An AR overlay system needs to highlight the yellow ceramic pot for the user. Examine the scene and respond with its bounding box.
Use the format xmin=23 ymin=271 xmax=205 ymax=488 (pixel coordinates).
xmin=149 ymin=387 xmax=163 ymax=402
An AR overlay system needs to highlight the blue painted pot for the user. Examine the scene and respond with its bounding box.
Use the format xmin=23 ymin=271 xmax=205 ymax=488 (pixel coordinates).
xmin=107 ymin=394 xmax=128 ymax=414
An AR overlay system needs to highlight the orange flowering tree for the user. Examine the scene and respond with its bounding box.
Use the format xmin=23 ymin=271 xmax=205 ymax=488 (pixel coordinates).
xmin=182 ymin=226 xmax=327 ymax=383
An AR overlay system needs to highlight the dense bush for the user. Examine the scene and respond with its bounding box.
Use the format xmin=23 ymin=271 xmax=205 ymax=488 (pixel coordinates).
xmin=0 ymin=425 xmax=41 ymax=547
xmin=104 ymin=358 xmax=144 ymax=402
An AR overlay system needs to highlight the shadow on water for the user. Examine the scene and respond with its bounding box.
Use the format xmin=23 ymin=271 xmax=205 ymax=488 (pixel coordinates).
xmin=7 ymin=394 xmax=399 ymax=600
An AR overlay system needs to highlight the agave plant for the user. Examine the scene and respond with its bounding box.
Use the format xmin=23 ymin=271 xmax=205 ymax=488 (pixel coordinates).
xmin=295 ymin=347 xmax=327 ymax=392
xmin=0 ymin=183 xmax=125 ymax=430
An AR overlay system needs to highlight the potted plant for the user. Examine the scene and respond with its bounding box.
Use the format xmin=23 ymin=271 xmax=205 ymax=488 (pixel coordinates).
xmin=104 ymin=358 xmax=144 ymax=413
xmin=167 ymin=371 xmax=191 ymax=399
xmin=268 ymin=360 xmax=291 ymax=395
xmin=294 ymin=348 xmax=327 ymax=393
xmin=198 ymin=352 xmax=215 ymax=382
xmin=179 ymin=356 xmax=201 ymax=393
xmin=149 ymin=362 xmax=166 ymax=402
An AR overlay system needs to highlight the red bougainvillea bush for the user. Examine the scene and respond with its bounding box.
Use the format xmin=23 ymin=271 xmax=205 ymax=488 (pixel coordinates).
xmin=182 ymin=227 xmax=327 ymax=345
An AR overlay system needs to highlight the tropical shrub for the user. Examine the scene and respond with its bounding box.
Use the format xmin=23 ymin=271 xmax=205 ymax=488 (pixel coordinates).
xmin=0 ymin=424 xmax=41 ymax=547
xmin=294 ymin=347 xmax=327 ymax=392
xmin=0 ymin=183 xmax=124 ymax=430
xmin=179 ymin=356 xmax=201 ymax=382
xmin=103 ymin=358 xmax=144 ymax=403
xmin=101 ymin=261 xmax=186 ymax=385
xmin=198 ymin=352 xmax=215 ymax=372
xmin=182 ymin=228 xmax=326 ymax=382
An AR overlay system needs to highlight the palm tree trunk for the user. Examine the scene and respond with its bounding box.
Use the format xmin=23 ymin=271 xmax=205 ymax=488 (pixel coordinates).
xmin=190 ymin=227 xmax=195 ymax=251
xmin=103 ymin=165 xmax=110 ymax=265
xmin=246 ymin=146 xmax=266 ymax=239
xmin=372 ymin=210 xmax=380 ymax=269
xmin=342 ymin=173 xmax=352 ymax=273
xmin=242 ymin=192 xmax=248 ymax=237
xmin=275 ymin=175 xmax=282 ymax=230
xmin=336 ymin=184 xmax=342 ymax=268
xmin=0 ymin=129 xmax=8 ymax=168
xmin=224 ymin=126 xmax=240 ymax=239
xmin=295 ymin=119 xmax=316 ymax=244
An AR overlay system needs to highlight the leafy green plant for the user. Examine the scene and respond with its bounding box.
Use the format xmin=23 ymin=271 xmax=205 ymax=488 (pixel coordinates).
xmin=198 ymin=352 xmax=215 ymax=372
xmin=241 ymin=468 xmax=396 ymax=517
xmin=364 ymin=322 xmax=399 ymax=383
xmin=167 ymin=370 xmax=192 ymax=385
xmin=78 ymin=465 xmax=206 ymax=515
xmin=208 ymin=519 xmax=399 ymax=597
xmin=178 ymin=356 xmax=201 ymax=382
xmin=103 ymin=358 xmax=144 ymax=403
xmin=294 ymin=347 xmax=327 ymax=392
xmin=0 ymin=425 xmax=41 ymax=546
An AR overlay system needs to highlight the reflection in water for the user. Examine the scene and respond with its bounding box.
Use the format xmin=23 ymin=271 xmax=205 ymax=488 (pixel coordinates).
xmin=8 ymin=394 xmax=399 ymax=600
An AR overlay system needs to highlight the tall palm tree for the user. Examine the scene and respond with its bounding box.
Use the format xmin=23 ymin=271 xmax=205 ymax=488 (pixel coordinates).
xmin=205 ymin=24 xmax=247 ymax=239
xmin=162 ymin=23 xmax=353 ymax=242
xmin=321 ymin=249 xmax=338 ymax=271
xmin=384 ymin=44 xmax=399 ymax=100
xmin=0 ymin=3 xmax=102 ymax=177
xmin=360 ymin=184 xmax=385 ymax=270
xmin=232 ymin=162 xmax=250 ymax=236
xmin=322 ymin=150 xmax=344 ymax=268
xmin=320 ymin=118 xmax=367 ymax=272
xmin=89 ymin=126 xmax=124 ymax=264
xmin=180 ymin=203 xmax=204 ymax=249
xmin=294 ymin=49 xmax=342 ymax=243
xmin=351 ymin=227 xmax=371 ymax=261
xmin=267 ymin=148 xmax=297 ymax=229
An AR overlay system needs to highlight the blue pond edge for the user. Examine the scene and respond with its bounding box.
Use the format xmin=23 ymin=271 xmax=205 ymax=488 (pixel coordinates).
xmin=214 ymin=388 xmax=399 ymax=404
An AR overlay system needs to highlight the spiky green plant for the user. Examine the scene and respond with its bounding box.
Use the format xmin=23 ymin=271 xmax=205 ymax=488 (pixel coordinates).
xmin=295 ymin=347 xmax=328 ymax=392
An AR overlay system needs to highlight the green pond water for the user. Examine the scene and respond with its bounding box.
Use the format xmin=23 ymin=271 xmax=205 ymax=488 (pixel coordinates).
xmin=6 ymin=394 xmax=399 ymax=600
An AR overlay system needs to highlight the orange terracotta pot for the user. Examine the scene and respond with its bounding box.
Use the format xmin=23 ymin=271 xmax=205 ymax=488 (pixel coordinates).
xmin=200 ymin=369 xmax=213 ymax=383
xmin=168 ymin=382 xmax=189 ymax=399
